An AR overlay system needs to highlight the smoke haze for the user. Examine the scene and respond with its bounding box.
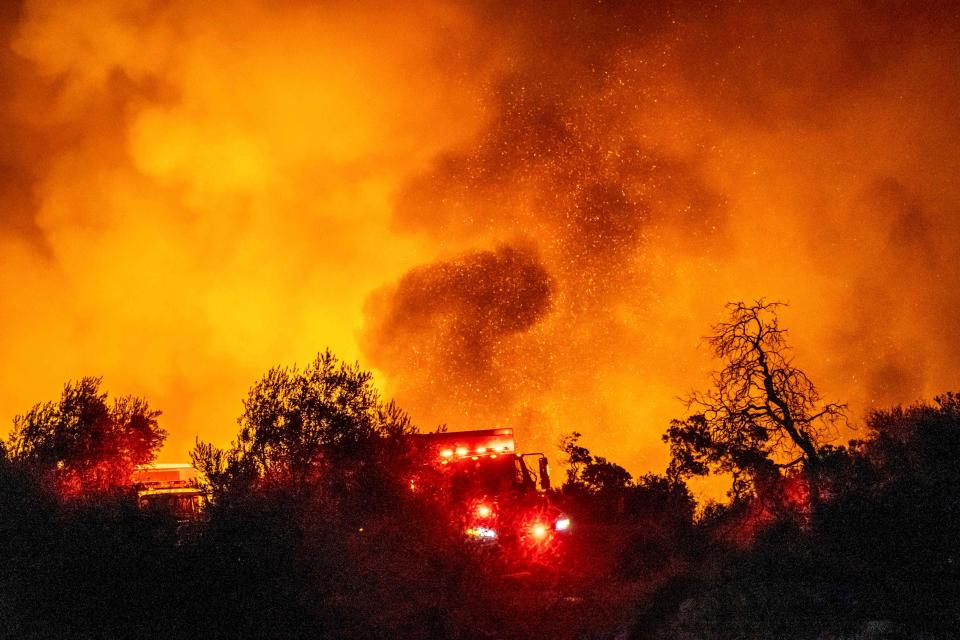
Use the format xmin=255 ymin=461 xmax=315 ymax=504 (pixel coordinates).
xmin=2 ymin=1 xmax=959 ymax=491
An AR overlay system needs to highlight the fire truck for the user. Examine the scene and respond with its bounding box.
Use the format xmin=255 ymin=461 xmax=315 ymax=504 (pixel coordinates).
xmin=131 ymin=463 xmax=207 ymax=522
xmin=412 ymin=428 xmax=571 ymax=549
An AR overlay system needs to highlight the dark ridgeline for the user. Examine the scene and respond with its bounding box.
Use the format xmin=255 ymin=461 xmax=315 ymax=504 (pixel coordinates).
xmin=1 ymin=325 xmax=958 ymax=639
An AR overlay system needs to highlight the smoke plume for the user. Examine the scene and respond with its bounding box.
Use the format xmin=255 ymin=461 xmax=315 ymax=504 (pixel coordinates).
xmin=2 ymin=1 xmax=959 ymax=490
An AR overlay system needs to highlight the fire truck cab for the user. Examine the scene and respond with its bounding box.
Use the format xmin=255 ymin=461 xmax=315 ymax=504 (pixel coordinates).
xmin=132 ymin=463 xmax=206 ymax=522
xmin=414 ymin=428 xmax=571 ymax=548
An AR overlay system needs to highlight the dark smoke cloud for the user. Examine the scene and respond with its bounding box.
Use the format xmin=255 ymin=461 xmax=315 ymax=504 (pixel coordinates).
xmin=363 ymin=245 xmax=553 ymax=423
xmin=372 ymin=17 xmax=735 ymax=453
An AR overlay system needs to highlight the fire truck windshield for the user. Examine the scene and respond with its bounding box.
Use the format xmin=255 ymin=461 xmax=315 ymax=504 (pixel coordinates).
xmin=138 ymin=489 xmax=205 ymax=521
xmin=447 ymin=455 xmax=536 ymax=501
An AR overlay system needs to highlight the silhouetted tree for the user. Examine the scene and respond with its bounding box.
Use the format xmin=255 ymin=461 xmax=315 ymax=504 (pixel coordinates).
xmin=664 ymin=301 xmax=845 ymax=498
xmin=860 ymin=392 xmax=960 ymax=484
xmin=559 ymin=431 xmax=632 ymax=494
xmin=811 ymin=392 xmax=960 ymax=633
xmin=640 ymin=393 xmax=960 ymax=639
xmin=192 ymin=349 xmax=417 ymax=504
xmin=188 ymin=350 xmax=498 ymax=638
xmin=559 ymin=431 xmax=594 ymax=488
xmin=6 ymin=377 xmax=165 ymax=496
xmin=582 ymin=456 xmax=633 ymax=493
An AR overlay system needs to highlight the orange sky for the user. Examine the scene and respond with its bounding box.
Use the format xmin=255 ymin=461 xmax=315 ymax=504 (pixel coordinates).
xmin=2 ymin=0 xmax=959 ymax=499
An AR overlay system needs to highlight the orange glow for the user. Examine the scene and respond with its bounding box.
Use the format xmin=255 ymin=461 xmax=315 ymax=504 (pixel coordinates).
xmin=476 ymin=504 xmax=492 ymax=518
xmin=439 ymin=449 xmax=454 ymax=459
xmin=530 ymin=524 xmax=548 ymax=540
xmin=455 ymin=447 xmax=468 ymax=457
xmin=2 ymin=2 xmax=959 ymax=503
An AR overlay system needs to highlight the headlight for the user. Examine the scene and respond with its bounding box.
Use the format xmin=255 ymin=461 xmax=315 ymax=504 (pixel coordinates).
xmin=466 ymin=526 xmax=497 ymax=540
xmin=555 ymin=517 xmax=570 ymax=532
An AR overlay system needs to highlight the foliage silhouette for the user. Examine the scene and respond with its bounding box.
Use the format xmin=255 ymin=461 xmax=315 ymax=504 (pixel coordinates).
xmin=6 ymin=377 xmax=165 ymax=497
xmin=2 ymin=353 xmax=959 ymax=638
xmin=559 ymin=430 xmax=632 ymax=494
xmin=187 ymin=349 xmax=505 ymax=638
xmin=192 ymin=349 xmax=416 ymax=505
xmin=635 ymin=392 xmax=960 ymax=639
xmin=664 ymin=300 xmax=845 ymax=499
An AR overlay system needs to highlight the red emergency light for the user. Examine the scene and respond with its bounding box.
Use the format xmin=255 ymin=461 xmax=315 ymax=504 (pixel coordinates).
xmin=416 ymin=428 xmax=516 ymax=462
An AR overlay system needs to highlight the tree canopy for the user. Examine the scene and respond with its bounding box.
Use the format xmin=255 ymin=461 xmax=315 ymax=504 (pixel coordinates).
xmin=6 ymin=377 xmax=165 ymax=496
xmin=560 ymin=430 xmax=633 ymax=493
xmin=192 ymin=349 xmax=417 ymax=500
xmin=664 ymin=301 xmax=845 ymax=498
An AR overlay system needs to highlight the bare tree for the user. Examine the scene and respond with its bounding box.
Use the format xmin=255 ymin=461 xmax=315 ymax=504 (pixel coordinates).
xmin=664 ymin=301 xmax=845 ymax=497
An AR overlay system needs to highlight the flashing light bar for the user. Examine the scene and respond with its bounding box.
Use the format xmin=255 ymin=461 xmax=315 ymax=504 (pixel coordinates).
xmin=422 ymin=428 xmax=516 ymax=462
xmin=437 ymin=443 xmax=515 ymax=461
